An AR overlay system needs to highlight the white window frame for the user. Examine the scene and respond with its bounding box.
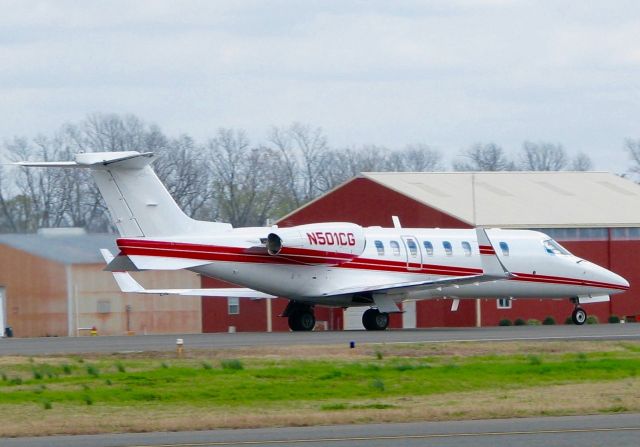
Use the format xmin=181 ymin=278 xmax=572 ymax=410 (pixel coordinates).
xmin=497 ymin=298 xmax=512 ymax=309
xmin=228 ymin=297 xmax=240 ymax=315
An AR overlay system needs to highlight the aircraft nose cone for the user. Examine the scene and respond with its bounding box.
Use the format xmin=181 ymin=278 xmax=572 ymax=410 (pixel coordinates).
xmin=585 ymin=261 xmax=630 ymax=294
xmin=613 ymin=272 xmax=630 ymax=291
xmin=603 ymin=269 xmax=630 ymax=293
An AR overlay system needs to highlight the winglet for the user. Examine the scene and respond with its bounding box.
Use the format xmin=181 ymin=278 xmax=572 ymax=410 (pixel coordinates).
xmin=100 ymin=249 xmax=144 ymax=293
xmin=475 ymin=228 xmax=511 ymax=278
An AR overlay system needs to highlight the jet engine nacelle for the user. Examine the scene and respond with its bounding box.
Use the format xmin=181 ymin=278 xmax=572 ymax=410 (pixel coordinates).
xmin=266 ymin=223 xmax=365 ymax=265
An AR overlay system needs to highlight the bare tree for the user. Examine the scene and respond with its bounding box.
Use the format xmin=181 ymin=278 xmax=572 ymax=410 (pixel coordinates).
xmin=519 ymin=141 xmax=567 ymax=171
xmin=626 ymin=139 xmax=640 ymax=177
xmin=571 ymin=152 xmax=593 ymax=171
xmin=453 ymin=143 xmax=516 ymax=171
xmin=206 ymin=129 xmax=283 ymax=227
xmin=388 ymin=144 xmax=443 ymax=171
xmin=0 ymin=166 xmax=18 ymax=232
xmin=268 ymin=123 xmax=329 ymax=208
xmin=153 ymin=135 xmax=214 ymax=220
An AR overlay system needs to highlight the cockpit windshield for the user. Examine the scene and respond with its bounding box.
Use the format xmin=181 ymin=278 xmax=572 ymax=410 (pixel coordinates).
xmin=543 ymin=239 xmax=571 ymax=255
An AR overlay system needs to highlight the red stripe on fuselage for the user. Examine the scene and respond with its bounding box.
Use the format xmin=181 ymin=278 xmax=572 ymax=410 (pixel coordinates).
xmin=116 ymin=239 xmax=627 ymax=291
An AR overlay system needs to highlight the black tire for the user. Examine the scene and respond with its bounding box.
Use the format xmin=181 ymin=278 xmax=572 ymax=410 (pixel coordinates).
xmin=288 ymin=309 xmax=316 ymax=331
xmin=572 ymin=307 xmax=587 ymax=325
xmin=362 ymin=308 xmax=390 ymax=331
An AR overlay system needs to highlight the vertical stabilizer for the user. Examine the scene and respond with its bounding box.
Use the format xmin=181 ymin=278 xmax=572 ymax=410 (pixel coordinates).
xmin=15 ymin=151 xmax=231 ymax=238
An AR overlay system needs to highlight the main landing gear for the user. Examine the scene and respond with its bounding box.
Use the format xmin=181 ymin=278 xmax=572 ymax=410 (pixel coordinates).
xmin=362 ymin=308 xmax=390 ymax=331
xmin=285 ymin=302 xmax=316 ymax=331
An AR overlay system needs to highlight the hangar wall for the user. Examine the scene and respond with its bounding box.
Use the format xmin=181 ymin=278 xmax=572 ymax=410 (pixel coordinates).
xmin=278 ymin=176 xmax=639 ymax=328
xmin=0 ymin=233 xmax=204 ymax=337
xmin=0 ymin=244 xmax=67 ymax=337
xmin=73 ymin=265 xmax=202 ymax=336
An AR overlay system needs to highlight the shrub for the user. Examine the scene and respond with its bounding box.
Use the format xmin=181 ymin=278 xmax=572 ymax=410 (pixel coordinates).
xmin=370 ymin=378 xmax=385 ymax=392
xmin=61 ymin=364 xmax=72 ymax=375
xmin=201 ymin=361 xmax=213 ymax=370
xmin=221 ymin=359 xmax=244 ymax=371
xmin=86 ymin=365 xmax=100 ymax=377
xmin=321 ymin=403 xmax=348 ymax=411
xmin=115 ymin=362 xmax=126 ymax=373
xmin=374 ymin=350 xmax=384 ymax=360
xmin=514 ymin=318 xmax=526 ymax=326
xmin=83 ymin=395 xmax=93 ymax=406
xmin=527 ymin=319 xmax=541 ymax=326
xmin=499 ymin=319 xmax=512 ymax=326
xmin=527 ymin=355 xmax=542 ymax=365
xmin=608 ymin=315 xmax=621 ymax=323
xmin=42 ymin=400 xmax=52 ymax=410
xmin=542 ymin=316 xmax=556 ymax=325
xmin=586 ymin=315 xmax=599 ymax=324
xmin=32 ymin=369 xmax=43 ymax=380
xmin=565 ymin=316 xmax=574 ymax=325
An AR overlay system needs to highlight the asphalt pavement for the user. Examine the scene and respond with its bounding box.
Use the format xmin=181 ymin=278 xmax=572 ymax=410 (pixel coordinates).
xmin=3 ymin=414 xmax=640 ymax=447
xmin=1 ymin=324 xmax=639 ymax=356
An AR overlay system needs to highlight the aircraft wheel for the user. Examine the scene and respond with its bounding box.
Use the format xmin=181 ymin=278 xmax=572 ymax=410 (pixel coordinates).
xmin=571 ymin=307 xmax=587 ymax=325
xmin=362 ymin=308 xmax=389 ymax=331
xmin=288 ymin=308 xmax=316 ymax=331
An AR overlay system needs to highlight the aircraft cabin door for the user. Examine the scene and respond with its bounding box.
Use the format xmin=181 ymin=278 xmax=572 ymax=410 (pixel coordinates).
xmin=401 ymin=236 xmax=422 ymax=271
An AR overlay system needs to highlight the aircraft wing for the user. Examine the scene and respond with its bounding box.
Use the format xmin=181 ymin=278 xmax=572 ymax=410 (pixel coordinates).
xmin=99 ymin=249 xmax=276 ymax=299
xmin=322 ymin=228 xmax=511 ymax=298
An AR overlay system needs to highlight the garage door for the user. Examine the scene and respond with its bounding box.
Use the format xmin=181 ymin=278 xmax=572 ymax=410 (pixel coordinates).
xmin=343 ymin=307 xmax=366 ymax=330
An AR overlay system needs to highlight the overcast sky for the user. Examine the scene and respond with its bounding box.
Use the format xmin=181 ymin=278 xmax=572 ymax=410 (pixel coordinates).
xmin=1 ymin=0 xmax=639 ymax=172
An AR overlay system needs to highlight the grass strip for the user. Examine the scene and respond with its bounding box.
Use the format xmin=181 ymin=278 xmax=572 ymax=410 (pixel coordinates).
xmin=0 ymin=340 xmax=638 ymax=436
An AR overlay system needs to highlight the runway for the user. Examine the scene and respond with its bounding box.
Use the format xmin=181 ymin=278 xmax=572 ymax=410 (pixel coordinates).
xmin=3 ymin=414 xmax=640 ymax=447
xmin=1 ymin=324 xmax=639 ymax=356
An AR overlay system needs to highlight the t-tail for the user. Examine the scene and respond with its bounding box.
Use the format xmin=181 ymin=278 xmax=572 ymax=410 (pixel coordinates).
xmin=15 ymin=151 xmax=231 ymax=238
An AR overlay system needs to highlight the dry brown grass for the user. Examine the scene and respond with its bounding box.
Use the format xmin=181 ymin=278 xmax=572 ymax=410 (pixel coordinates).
xmin=9 ymin=339 xmax=631 ymax=365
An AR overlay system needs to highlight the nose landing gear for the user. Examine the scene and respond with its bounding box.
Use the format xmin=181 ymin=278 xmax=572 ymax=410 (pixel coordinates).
xmin=571 ymin=306 xmax=587 ymax=325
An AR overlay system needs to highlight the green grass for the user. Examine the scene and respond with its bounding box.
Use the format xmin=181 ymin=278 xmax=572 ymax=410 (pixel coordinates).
xmin=0 ymin=351 xmax=639 ymax=409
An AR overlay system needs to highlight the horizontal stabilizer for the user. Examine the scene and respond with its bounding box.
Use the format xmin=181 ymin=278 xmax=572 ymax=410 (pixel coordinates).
xmin=100 ymin=249 xmax=276 ymax=298
xmin=103 ymin=253 xmax=142 ymax=272
xmin=14 ymin=152 xmax=155 ymax=170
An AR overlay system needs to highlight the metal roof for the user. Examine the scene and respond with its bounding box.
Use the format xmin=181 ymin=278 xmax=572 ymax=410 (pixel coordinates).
xmin=361 ymin=171 xmax=640 ymax=228
xmin=0 ymin=233 xmax=118 ymax=265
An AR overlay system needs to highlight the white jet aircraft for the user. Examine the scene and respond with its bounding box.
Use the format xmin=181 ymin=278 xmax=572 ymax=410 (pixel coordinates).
xmin=17 ymin=151 xmax=630 ymax=331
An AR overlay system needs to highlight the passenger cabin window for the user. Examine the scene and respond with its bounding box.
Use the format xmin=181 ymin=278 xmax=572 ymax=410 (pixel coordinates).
xmin=499 ymin=241 xmax=510 ymax=256
xmin=423 ymin=241 xmax=434 ymax=256
xmin=443 ymin=241 xmax=453 ymax=256
xmin=390 ymin=241 xmax=401 ymax=256
xmin=374 ymin=240 xmax=385 ymax=256
xmin=543 ymin=239 xmax=571 ymax=255
xmin=461 ymin=241 xmax=472 ymax=256
xmin=406 ymin=239 xmax=418 ymax=256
